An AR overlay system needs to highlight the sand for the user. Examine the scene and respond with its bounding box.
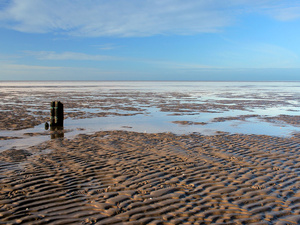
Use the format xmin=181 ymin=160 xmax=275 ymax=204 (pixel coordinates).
xmin=1 ymin=83 xmax=300 ymax=224
xmin=1 ymin=130 xmax=300 ymax=224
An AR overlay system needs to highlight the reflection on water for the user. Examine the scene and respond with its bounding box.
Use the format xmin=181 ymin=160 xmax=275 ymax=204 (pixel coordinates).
xmin=45 ymin=124 xmax=64 ymax=139
xmin=50 ymin=126 xmax=64 ymax=139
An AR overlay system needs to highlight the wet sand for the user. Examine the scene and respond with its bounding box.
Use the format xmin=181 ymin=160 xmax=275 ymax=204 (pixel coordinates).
xmin=1 ymin=82 xmax=300 ymax=224
xmin=1 ymin=82 xmax=300 ymax=131
xmin=1 ymin=131 xmax=300 ymax=224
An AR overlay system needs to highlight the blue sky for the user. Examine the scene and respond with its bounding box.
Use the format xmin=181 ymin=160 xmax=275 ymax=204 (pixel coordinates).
xmin=0 ymin=0 xmax=300 ymax=81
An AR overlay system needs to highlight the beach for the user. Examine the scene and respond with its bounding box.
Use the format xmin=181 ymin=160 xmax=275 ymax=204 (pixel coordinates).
xmin=1 ymin=81 xmax=300 ymax=224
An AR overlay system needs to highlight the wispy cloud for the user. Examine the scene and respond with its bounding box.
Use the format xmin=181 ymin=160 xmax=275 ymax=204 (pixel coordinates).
xmin=249 ymin=43 xmax=300 ymax=68
xmin=1 ymin=63 xmax=62 ymax=71
xmin=93 ymin=44 xmax=119 ymax=51
xmin=0 ymin=62 xmax=63 ymax=79
xmin=25 ymin=51 xmax=120 ymax=61
xmin=0 ymin=0 xmax=260 ymax=37
xmin=1 ymin=1 xmax=298 ymax=37
xmin=137 ymin=59 xmax=215 ymax=70
xmin=0 ymin=61 xmax=116 ymax=79
xmin=267 ymin=6 xmax=300 ymax=21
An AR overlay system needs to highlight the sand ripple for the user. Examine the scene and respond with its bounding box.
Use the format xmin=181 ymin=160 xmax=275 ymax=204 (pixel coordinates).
xmin=1 ymin=131 xmax=300 ymax=224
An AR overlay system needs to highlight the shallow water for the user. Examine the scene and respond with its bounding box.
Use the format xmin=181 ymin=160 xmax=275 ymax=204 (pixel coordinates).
xmin=0 ymin=81 xmax=300 ymax=152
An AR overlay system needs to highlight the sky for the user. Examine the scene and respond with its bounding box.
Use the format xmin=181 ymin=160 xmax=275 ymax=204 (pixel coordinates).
xmin=0 ymin=0 xmax=300 ymax=81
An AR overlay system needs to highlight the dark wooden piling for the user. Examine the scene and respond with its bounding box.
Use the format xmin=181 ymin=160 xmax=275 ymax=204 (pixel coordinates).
xmin=50 ymin=101 xmax=64 ymax=127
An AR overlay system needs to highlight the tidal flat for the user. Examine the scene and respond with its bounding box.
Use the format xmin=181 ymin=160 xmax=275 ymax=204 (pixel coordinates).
xmin=0 ymin=81 xmax=300 ymax=224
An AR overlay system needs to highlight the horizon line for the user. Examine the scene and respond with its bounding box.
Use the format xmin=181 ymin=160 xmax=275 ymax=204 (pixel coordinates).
xmin=1 ymin=80 xmax=300 ymax=82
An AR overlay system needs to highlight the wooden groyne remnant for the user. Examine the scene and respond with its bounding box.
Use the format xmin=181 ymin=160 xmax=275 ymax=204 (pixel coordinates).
xmin=50 ymin=101 xmax=64 ymax=127
xmin=44 ymin=101 xmax=64 ymax=139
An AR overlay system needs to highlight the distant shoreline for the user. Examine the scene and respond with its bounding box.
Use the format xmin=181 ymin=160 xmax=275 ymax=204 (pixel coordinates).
xmin=1 ymin=80 xmax=300 ymax=82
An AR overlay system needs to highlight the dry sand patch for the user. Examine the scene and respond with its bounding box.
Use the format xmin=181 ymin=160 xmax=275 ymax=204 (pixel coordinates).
xmin=1 ymin=131 xmax=300 ymax=224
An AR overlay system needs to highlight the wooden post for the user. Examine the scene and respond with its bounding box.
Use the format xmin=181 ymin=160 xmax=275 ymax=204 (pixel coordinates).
xmin=50 ymin=101 xmax=64 ymax=127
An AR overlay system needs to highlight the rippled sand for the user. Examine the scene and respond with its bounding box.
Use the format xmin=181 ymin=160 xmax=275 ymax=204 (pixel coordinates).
xmin=1 ymin=131 xmax=300 ymax=224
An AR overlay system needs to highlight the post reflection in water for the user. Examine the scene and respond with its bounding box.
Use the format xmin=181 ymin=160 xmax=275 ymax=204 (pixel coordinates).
xmin=47 ymin=101 xmax=65 ymax=139
xmin=50 ymin=126 xmax=64 ymax=139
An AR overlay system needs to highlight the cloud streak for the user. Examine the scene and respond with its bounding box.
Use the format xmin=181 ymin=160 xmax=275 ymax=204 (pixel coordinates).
xmin=268 ymin=6 xmax=300 ymax=21
xmin=25 ymin=51 xmax=119 ymax=61
xmin=0 ymin=61 xmax=123 ymax=80
xmin=1 ymin=63 xmax=62 ymax=71
xmin=1 ymin=0 xmax=297 ymax=37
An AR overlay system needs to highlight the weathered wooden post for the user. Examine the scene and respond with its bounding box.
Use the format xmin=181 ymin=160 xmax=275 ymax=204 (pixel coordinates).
xmin=49 ymin=101 xmax=64 ymax=139
xmin=50 ymin=101 xmax=64 ymax=127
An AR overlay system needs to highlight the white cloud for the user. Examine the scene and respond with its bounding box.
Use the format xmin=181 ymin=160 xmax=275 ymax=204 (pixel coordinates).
xmin=1 ymin=63 xmax=61 ymax=70
xmin=249 ymin=43 xmax=300 ymax=68
xmin=25 ymin=51 xmax=119 ymax=61
xmin=138 ymin=59 xmax=215 ymax=70
xmin=93 ymin=44 xmax=119 ymax=51
xmin=0 ymin=62 xmax=123 ymax=80
xmin=268 ymin=6 xmax=300 ymax=21
xmin=215 ymin=41 xmax=300 ymax=69
xmin=0 ymin=62 xmax=61 ymax=79
xmin=1 ymin=0 xmax=299 ymax=38
xmin=1 ymin=0 xmax=298 ymax=37
xmin=0 ymin=0 xmax=241 ymax=37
